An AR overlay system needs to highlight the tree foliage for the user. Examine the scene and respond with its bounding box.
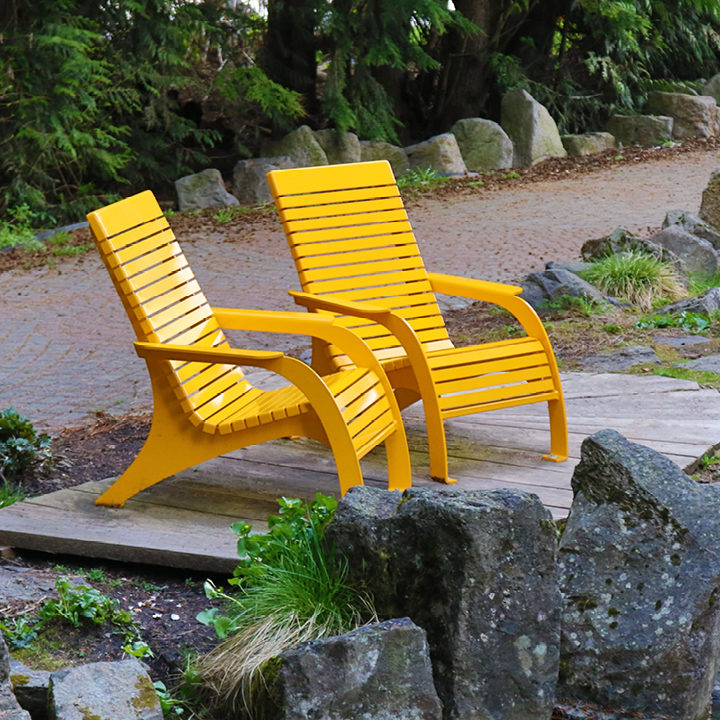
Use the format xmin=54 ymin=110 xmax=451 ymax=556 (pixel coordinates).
xmin=2 ymin=0 xmax=719 ymax=222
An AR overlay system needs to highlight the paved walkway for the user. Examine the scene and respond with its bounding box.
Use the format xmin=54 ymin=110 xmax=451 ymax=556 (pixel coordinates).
xmin=1 ymin=149 xmax=719 ymax=430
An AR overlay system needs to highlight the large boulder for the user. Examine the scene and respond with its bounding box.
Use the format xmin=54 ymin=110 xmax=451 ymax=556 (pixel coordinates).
xmin=327 ymin=486 xmax=561 ymax=720
xmin=654 ymin=286 xmax=720 ymax=316
xmin=254 ymin=618 xmax=442 ymax=720
xmin=561 ymin=132 xmax=615 ymax=156
xmin=703 ymin=73 xmax=720 ymax=105
xmin=262 ymin=125 xmax=328 ymax=168
xmin=663 ymin=209 xmax=720 ymax=251
xmin=313 ymin=129 xmax=361 ymax=164
xmin=558 ymin=429 xmax=720 ymax=720
xmin=649 ymin=225 xmax=719 ymax=276
xmin=451 ymin=118 xmax=513 ymax=171
xmin=700 ymin=168 xmax=720 ymax=230
xmin=359 ymin=141 xmax=410 ymax=177
xmin=404 ymin=133 xmax=467 ymax=175
xmin=501 ymin=89 xmax=567 ymax=167
xmin=48 ymin=660 xmax=162 ymax=720
xmin=520 ymin=267 xmax=608 ymax=311
xmin=606 ymin=114 xmax=674 ymax=147
xmin=232 ymin=156 xmax=293 ymax=204
xmin=581 ymin=226 xmax=669 ymax=262
xmin=646 ymin=91 xmax=719 ymax=139
xmin=174 ymin=168 xmax=239 ymax=212
xmin=0 ymin=637 xmax=30 ymax=720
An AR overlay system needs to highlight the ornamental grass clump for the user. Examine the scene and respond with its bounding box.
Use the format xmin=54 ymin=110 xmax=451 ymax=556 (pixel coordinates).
xmin=579 ymin=251 xmax=687 ymax=311
xmin=195 ymin=494 xmax=374 ymax=715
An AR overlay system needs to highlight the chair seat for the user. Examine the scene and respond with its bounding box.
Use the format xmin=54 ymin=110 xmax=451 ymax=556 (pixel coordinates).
xmin=208 ymin=367 xmax=395 ymax=456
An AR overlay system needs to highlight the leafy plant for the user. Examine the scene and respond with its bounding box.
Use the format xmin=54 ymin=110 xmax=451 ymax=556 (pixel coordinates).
xmin=39 ymin=576 xmax=132 ymax=628
xmin=0 ymin=408 xmax=53 ymax=483
xmin=541 ymin=294 xmax=608 ymax=317
xmin=579 ymin=251 xmax=686 ymax=311
xmin=397 ymin=167 xmax=446 ymax=190
xmin=195 ymin=493 xmax=373 ymax=714
xmin=636 ymin=310 xmax=711 ymax=333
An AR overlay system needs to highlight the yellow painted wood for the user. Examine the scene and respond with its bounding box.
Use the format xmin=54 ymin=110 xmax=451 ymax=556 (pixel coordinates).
xmin=87 ymin=190 xmax=412 ymax=506
xmin=266 ymin=160 xmax=569 ymax=481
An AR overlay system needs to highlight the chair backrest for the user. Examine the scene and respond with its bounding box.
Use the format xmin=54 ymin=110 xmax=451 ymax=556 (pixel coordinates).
xmin=87 ymin=191 xmax=252 ymax=425
xmin=267 ymin=161 xmax=454 ymax=365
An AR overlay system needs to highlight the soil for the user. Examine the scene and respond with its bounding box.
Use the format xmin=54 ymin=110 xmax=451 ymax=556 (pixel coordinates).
xmin=4 ymin=138 xmax=720 ymax=710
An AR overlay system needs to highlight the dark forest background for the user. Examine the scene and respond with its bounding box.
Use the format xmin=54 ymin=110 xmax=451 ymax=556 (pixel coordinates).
xmin=2 ymin=0 xmax=720 ymax=223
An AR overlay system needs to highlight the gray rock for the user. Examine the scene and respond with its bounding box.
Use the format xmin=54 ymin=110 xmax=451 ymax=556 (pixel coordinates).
xmin=520 ymin=267 xmax=608 ymax=311
xmin=328 ymin=486 xmax=561 ymax=720
xmin=174 ymin=168 xmax=239 ymax=212
xmin=313 ymin=129 xmax=361 ymax=164
xmin=232 ymin=155 xmax=293 ymax=204
xmin=580 ymin=345 xmax=661 ymax=371
xmin=359 ymin=141 xmax=410 ymax=176
xmin=48 ymin=660 xmax=162 ymax=720
xmin=405 ymin=133 xmax=467 ymax=175
xmin=1 ymin=637 xmax=30 ymax=720
xmin=655 ymin=334 xmax=711 ymax=348
xmin=655 ymin=287 xmax=720 ymax=315
xmin=262 ymin=125 xmax=328 ymax=168
xmin=650 ymin=225 xmax=719 ymax=276
xmin=703 ymin=73 xmax=720 ymax=105
xmin=663 ymin=209 xmax=720 ymax=250
xmin=606 ymin=114 xmax=674 ymax=147
xmin=580 ymin=227 xmax=669 ymax=262
xmin=255 ymin=618 xmax=442 ymax=720
xmin=700 ymin=168 xmax=720 ymax=230
xmin=561 ymin=132 xmax=616 ymax=156
xmin=451 ymin=118 xmax=513 ymax=171
xmin=677 ymin=354 xmax=720 ymax=372
xmin=646 ymin=91 xmax=719 ymax=139
xmin=10 ymin=659 xmax=50 ymax=720
xmin=501 ymin=89 xmax=567 ymax=167
xmin=558 ymin=429 xmax=720 ymax=720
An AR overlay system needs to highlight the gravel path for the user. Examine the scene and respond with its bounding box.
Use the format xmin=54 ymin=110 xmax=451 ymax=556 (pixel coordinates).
xmin=2 ymin=148 xmax=719 ymax=430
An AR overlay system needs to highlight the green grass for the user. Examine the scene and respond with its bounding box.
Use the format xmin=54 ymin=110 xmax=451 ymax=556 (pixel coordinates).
xmin=0 ymin=481 xmax=24 ymax=509
xmin=654 ymin=365 xmax=720 ymax=391
xmin=397 ymin=167 xmax=450 ymax=191
xmin=195 ymin=495 xmax=373 ymax=714
xmin=579 ymin=251 xmax=686 ymax=311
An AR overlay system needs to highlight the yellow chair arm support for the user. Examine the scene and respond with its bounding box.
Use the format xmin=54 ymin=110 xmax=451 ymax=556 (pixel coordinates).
xmin=133 ymin=341 xmax=285 ymax=367
xmin=289 ymin=291 xmax=391 ymax=318
xmin=212 ymin=307 xmax=391 ymax=380
xmin=428 ymin=272 xmax=523 ymax=300
xmin=428 ymin=271 xmax=550 ymax=340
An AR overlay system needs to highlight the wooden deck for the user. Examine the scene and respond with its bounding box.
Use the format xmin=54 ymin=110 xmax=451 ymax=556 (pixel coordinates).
xmin=1 ymin=372 xmax=719 ymax=573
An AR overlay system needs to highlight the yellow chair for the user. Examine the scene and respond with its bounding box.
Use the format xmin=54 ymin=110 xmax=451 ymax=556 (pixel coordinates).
xmin=87 ymin=190 xmax=411 ymax=506
xmin=266 ymin=160 xmax=568 ymax=483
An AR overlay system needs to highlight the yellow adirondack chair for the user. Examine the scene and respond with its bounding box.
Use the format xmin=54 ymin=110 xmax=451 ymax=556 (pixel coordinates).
xmin=86 ymin=190 xmax=411 ymax=506
xmin=266 ymin=160 xmax=568 ymax=484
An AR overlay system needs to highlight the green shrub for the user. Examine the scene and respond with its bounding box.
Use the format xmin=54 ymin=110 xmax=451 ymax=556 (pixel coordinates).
xmin=195 ymin=494 xmax=373 ymax=714
xmin=0 ymin=408 xmax=52 ymax=484
xmin=579 ymin=251 xmax=686 ymax=311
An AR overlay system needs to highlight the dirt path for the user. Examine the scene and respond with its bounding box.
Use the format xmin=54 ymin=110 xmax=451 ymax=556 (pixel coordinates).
xmin=2 ymin=147 xmax=719 ymax=430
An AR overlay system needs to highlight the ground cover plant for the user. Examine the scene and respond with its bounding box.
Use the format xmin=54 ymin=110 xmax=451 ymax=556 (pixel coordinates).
xmin=194 ymin=494 xmax=374 ymax=716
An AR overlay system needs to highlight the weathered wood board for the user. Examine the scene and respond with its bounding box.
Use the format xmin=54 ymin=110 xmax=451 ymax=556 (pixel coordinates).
xmin=0 ymin=372 xmax=718 ymax=572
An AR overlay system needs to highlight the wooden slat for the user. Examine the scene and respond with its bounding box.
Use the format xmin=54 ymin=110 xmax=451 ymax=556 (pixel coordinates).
xmin=275 ymin=184 xmax=400 ymax=209
xmin=290 ymin=232 xmax=418 ymax=259
xmin=288 ymin=220 xmax=412 ymax=245
xmin=268 ymin=161 xmax=396 ymax=195
xmin=279 ymin=196 xmax=404 ymax=222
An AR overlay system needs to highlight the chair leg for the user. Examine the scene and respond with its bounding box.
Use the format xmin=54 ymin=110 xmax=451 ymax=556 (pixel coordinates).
xmin=426 ymin=411 xmax=456 ymax=485
xmin=96 ymin=423 xmax=181 ymax=506
xmin=384 ymin=427 xmax=412 ymax=492
xmin=543 ymin=397 xmax=569 ymax=462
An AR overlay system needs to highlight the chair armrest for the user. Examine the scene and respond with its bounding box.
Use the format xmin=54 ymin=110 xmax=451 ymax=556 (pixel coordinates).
xmin=289 ymin=291 xmax=391 ymax=318
xmin=134 ymin=341 xmax=284 ymax=368
xmin=212 ymin=307 xmax=392 ymax=381
xmin=428 ymin=272 xmax=523 ymax=301
xmin=428 ymin=272 xmax=552 ymax=354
